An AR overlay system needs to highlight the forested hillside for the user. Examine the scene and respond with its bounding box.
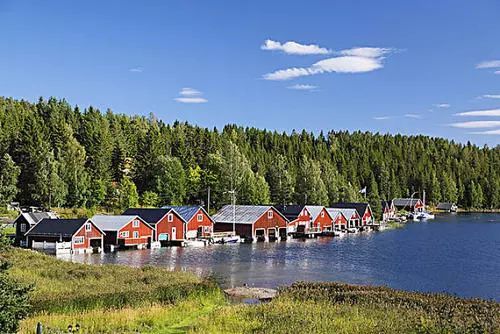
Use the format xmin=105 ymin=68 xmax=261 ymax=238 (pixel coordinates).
xmin=0 ymin=97 xmax=498 ymax=214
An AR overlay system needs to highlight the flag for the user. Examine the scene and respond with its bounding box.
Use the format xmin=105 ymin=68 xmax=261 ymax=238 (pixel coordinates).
xmin=359 ymin=186 xmax=367 ymax=194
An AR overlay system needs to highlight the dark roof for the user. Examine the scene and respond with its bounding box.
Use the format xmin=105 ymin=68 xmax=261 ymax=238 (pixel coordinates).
xmin=381 ymin=200 xmax=394 ymax=210
xmin=122 ymin=208 xmax=173 ymax=225
xmin=329 ymin=203 xmax=370 ymax=218
xmin=436 ymin=202 xmax=456 ymax=210
xmin=14 ymin=212 xmax=57 ymax=226
xmin=162 ymin=206 xmax=202 ymax=223
xmin=25 ymin=218 xmax=89 ymax=237
xmin=274 ymin=205 xmax=305 ymax=221
xmin=393 ymin=198 xmax=422 ymax=208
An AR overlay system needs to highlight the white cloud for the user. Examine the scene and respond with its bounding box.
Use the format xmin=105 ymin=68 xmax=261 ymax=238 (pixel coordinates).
xmin=179 ymin=87 xmax=202 ymax=96
xmin=495 ymin=70 xmax=500 ymax=75
xmin=434 ymin=103 xmax=450 ymax=108
xmin=129 ymin=67 xmax=143 ymax=73
xmin=476 ymin=60 xmax=500 ymax=69
xmin=404 ymin=113 xmax=422 ymax=119
xmin=287 ymin=84 xmax=318 ymax=91
xmin=175 ymin=87 xmax=207 ymax=103
xmin=373 ymin=116 xmax=391 ymax=120
xmin=449 ymin=121 xmax=500 ymax=128
xmin=455 ymin=108 xmax=500 ymax=117
xmin=469 ymin=128 xmax=500 ymax=135
xmin=480 ymin=94 xmax=500 ymax=99
xmin=174 ymin=97 xmax=208 ymax=104
xmin=261 ymin=39 xmax=331 ymax=55
xmin=336 ymin=47 xmax=393 ymax=58
xmin=263 ymin=55 xmax=384 ymax=80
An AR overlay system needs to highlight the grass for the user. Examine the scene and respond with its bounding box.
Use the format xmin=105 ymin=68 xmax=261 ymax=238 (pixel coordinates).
xmin=4 ymin=249 xmax=499 ymax=333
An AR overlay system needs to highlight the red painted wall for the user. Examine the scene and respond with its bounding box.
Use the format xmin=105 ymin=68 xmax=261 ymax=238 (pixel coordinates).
xmin=118 ymin=219 xmax=153 ymax=245
xmin=155 ymin=211 xmax=185 ymax=241
xmin=289 ymin=207 xmax=312 ymax=228
xmin=186 ymin=208 xmax=213 ymax=237
xmin=314 ymin=208 xmax=333 ymax=231
xmin=253 ymin=208 xmax=288 ymax=236
xmin=73 ymin=221 xmax=103 ymax=249
xmin=362 ymin=209 xmax=372 ymax=225
xmin=334 ymin=213 xmax=348 ymax=227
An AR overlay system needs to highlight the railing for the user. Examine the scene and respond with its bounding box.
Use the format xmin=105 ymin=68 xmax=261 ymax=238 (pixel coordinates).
xmin=305 ymin=227 xmax=322 ymax=234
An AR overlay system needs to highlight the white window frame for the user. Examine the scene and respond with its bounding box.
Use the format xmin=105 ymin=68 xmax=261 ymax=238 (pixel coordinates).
xmin=267 ymin=210 xmax=273 ymax=219
xmin=120 ymin=231 xmax=129 ymax=238
xmin=133 ymin=231 xmax=139 ymax=239
xmin=133 ymin=220 xmax=140 ymax=228
xmin=197 ymin=214 xmax=203 ymax=222
xmin=20 ymin=224 xmax=26 ymax=233
xmin=168 ymin=214 xmax=174 ymax=222
xmin=321 ymin=211 xmax=324 ymax=217
xmin=74 ymin=236 xmax=84 ymax=244
xmin=85 ymin=223 xmax=91 ymax=232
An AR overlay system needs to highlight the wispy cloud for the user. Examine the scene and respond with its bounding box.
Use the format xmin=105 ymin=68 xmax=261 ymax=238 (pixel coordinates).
xmin=404 ymin=113 xmax=422 ymax=119
xmin=455 ymin=108 xmax=500 ymax=117
xmin=261 ymin=39 xmax=331 ymax=55
xmin=287 ymin=84 xmax=318 ymax=91
xmin=434 ymin=103 xmax=450 ymax=108
xmin=129 ymin=67 xmax=143 ymax=73
xmin=479 ymin=94 xmax=500 ymax=99
xmin=174 ymin=87 xmax=208 ymax=104
xmin=449 ymin=121 xmax=500 ymax=128
xmin=263 ymin=46 xmax=395 ymax=81
xmin=476 ymin=60 xmax=500 ymax=69
xmin=469 ymin=129 xmax=500 ymax=135
xmin=373 ymin=116 xmax=391 ymax=120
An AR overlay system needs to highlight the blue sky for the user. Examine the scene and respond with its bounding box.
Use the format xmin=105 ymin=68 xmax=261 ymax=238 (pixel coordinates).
xmin=1 ymin=1 xmax=499 ymax=146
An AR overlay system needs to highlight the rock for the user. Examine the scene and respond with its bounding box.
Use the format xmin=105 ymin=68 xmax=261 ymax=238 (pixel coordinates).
xmin=224 ymin=287 xmax=278 ymax=301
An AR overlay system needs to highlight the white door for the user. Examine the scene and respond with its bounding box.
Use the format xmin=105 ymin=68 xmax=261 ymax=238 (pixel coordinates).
xmin=172 ymin=227 xmax=177 ymax=240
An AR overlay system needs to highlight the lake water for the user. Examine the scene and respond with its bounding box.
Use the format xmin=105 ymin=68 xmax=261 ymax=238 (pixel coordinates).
xmin=64 ymin=213 xmax=500 ymax=301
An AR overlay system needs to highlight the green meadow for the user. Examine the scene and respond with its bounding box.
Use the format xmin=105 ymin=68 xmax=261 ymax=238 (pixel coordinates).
xmin=3 ymin=249 xmax=499 ymax=334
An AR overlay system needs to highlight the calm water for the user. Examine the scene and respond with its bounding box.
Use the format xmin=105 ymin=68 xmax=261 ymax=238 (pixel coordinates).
xmin=64 ymin=213 xmax=500 ymax=301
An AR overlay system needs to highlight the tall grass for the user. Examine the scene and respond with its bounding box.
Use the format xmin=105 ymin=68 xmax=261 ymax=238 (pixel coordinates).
xmin=3 ymin=249 xmax=216 ymax=313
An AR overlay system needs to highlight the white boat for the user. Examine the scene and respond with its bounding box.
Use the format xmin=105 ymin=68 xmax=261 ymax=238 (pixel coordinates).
xmin=184 ymin=239 xmax=208 ymax=247
xmin=347 ymin=227 xmax=358 ymax=233
xmin=214 ymin=235 xmax=241 ymax=244
xmin=414 ymin=211 xmax=435 ymax=220
xmin=333 ymin=230 xmax=346 ymax=237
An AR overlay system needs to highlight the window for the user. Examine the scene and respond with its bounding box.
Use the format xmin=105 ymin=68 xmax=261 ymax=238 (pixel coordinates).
xmin=267 ymin=211 xmax=273 ymax=219
xmin=133 ymin=220 xmax=140 ymax=228
xmin=85 ymin=223 xmax=91 ymax=232
xmin=204 ymin=226 xmax=210 ymax=233
xmin=168 ymin=214 xmax=173 ymax=222
xmin=197 ymin=214 xmax=203 ymax=222
xmin=133 ymin=231 xmax=139 ymax=239
xmin=321 ymin=211 xmax=324 ymax=217
xmin=73 ymin=236 xmax=84 ymax=244
xmin=20 ymin=224 xmax=26 ymax=233
xmin=120 ymin=231 xmax=129 ymax=238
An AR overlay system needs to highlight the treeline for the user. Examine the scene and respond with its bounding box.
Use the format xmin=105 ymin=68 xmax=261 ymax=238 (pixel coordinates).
xmin=0 ymin=97 xmax=499 ymax=215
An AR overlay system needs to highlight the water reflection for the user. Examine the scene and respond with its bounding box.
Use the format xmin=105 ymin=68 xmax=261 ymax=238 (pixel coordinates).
xmin=63 ymin=213 xmax=500 ymax=300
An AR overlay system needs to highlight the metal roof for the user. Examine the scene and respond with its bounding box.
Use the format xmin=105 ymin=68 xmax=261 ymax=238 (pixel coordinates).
xmin=162 ymin=206 xmax=202 ymax=223
xmin=25 ymin=218 xmax=91 ymax=237
xmin=16 ymin=212 xmax=57 ymax=226
xmin=304 ymin=206 xmax=325 ymax=221
xmin=212 ymin=205 xmax=274 ymax=224
xmin=122 ymin=208 xmax=173 ymax=225
xmin=91 ymin=215 xmax=150 ymax=231
xmin=436 ymin=202 xmax=456 ymax=210
xmin=328 ymin=208 xmax=357 ymax=220
xmin=393 ymin=198 xmax=422 ymax=208
xmin=329 ymin=202 xmax=370 ymax=218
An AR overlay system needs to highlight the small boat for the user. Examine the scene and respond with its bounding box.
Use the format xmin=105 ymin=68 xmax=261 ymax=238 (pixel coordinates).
xmin=215 ymin=235 xmax=241 ymax=244
xmin=414 ymin=211 xmax=435 ymax=220
xmin=347 ymin=227 xmax=358 ymax=234
xmin=184 ymin=239 xmax=208 ymax=247
xmin=333 ymin=230 xmax=346 ymax=237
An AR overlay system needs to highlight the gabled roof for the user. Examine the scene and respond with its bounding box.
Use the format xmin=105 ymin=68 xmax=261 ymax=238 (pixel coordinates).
xmin=328 ymin=208 xmax=357 ymax=220
xmin=304 ymin=206 xmax=325 ymax=221
xmin=326 ymin=208 xmax=347 ymax=221
xmin=162 ymin=206 xmax=212 ymax=223
xmin=274 ymin=205 xmax=305 ymax=221
xmin=436 ymin=202 xmax=456 ymax=210
xmin=329 ymin=202 xmax=370 ymax=218
xmin=122 ymin=208 xmax=175 ymax=225
xmin=91 ymin=215 xmax=152 ymax=232
xmin=381 ymin=200 xmax=394 ymax=211
xmin=15 ymin=212 xmax=57 ymax=226
xmin=393 ymin=198 xmax=422 ymax=208
xmin=212 ymin=205 xmax=287 ymax=224
xmin=25 ymin=218 xmax=97 ymax=237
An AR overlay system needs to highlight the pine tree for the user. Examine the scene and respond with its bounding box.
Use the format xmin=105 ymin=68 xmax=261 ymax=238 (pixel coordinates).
xmin=0 ymin=154 xmax=20 ymax=207
xmin=155 ymin=156 xmax=186 ymax=205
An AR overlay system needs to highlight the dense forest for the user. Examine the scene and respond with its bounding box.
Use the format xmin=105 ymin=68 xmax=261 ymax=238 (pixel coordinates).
xmin=0 ymin=97 xmax=499 ymax=216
